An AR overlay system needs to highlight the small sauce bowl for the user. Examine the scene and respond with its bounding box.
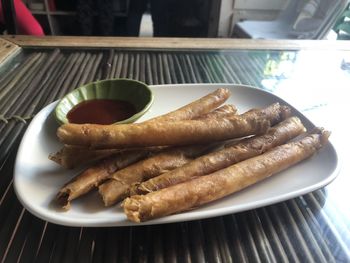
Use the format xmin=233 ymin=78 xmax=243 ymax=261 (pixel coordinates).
xmin=55 ymin=78 xmax=153 ymax=125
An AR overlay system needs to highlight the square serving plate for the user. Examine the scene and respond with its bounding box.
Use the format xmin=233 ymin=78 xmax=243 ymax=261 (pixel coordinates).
xmin=13 ymin=84 xmax=339 ymax=227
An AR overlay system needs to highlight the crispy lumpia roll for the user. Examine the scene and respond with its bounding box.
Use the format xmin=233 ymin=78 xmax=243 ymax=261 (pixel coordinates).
xmin=49 ymin=145 xmax=168 ymax=169
xmin=58 ymin=116 xmax=270 ymax=148
xmin=242 ymin=103 xmax=291 ymax=126
xmin=195 ymin=104 xmax=237 ymax=119
xmin=49 ymin=145 xmax=121 ymax=169
xmin=131 ymin=117 xmax=305 ymax=195
xmin=50 ymin=104 xmax=237 ymax=168
xmin=147 ymin=88 xmax=230 ymax=122
xmin=56 ymin=150 xmax=149 ymax=210
xmin=123 ymin=129 xmax=330 ymax=222
xmin=58 ymin=102 xmax=291 ymax=148
xmin=98 ymin=144 xmax=216 ymax=206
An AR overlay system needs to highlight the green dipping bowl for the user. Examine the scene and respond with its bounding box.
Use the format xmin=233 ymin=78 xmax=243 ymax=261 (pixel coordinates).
xmin=55 ymin=78 xmax=154 ymax=125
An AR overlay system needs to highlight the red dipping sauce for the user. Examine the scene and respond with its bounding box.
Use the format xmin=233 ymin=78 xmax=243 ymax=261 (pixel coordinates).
xmin=67 ymin=99 xmax=137 ymax=125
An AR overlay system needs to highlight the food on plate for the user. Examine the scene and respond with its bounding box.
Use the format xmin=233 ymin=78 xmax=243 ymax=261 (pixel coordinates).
xmin=56 ymin=149 xmax=149 ymax=210
xmin=54 ymin=90 xmax=239 ymax=209
xmin=49 ymin=87 xmax=330 ymax=224
xmin=56 ymin=102 xmax=291 ymax=149
xmin=123 ymin=128 xmax=330 ymax=222
xmin=131 ymin=116 xmax=306 ymax=195
xmin=196 ymin=104 xmax=237 ymax=119
xmin=50 ymin=91 xmax=235 ymax=169
xmin=241 ymin=102 xmax=291 ymax=126
xmin=49 ymin=145 xmax=121 ymax=169
xmin=54 ymin=105 xmax=236 ymax=210
xmin=56 ymin=116 xmax=269 ymax=149
xmin=147 ymin=87 xmax=230 ymax=122
xmin=98 ymin=144 xmax=217 ymax=206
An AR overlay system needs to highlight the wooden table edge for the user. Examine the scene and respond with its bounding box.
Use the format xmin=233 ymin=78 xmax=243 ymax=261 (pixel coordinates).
xmin=0 ymin=38 xmax=21 ymax=65
xmin=2 ymin=36 xmax=350 ymax=50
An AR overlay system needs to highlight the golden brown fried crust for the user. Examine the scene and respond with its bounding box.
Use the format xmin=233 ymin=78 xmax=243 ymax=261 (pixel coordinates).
xmin=49 ymin=145 xmax=121 ymax=169
xmin=98 ymin=144 xmax=217 ymax=206
xmin=56 ymin=150 xmax=149 ymax=210
xmin=242 ymin=103 xmax=291 ymax=125
xmin=123 ymin=129 xmax=329 ymax=222
xmin=57 ymin=103 xmax=290 ymax=149
xmin=50 ymin=104 xmax=237 ymax=169
xmin=57 ymin=115 xmax=271 ymax=149
xmin=196 ymin=104 xmax=237 ymax=119
xmin=131 ymin=117 xmax=306 ymax=195
xmin=147 ymin=88 xmax=231 ymax=122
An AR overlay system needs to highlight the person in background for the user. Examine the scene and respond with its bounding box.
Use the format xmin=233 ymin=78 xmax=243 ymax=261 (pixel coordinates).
xmin=75 ymin=0 xmax=209 ymax=36
xmin=126 ymin=0 xmax=208 ymax=37
xmin=125 ymin=0 xmax=148 ymax=36
xmin=126 ymin=0 xmax=174 ymax=37
xmin=0 ymin=0 xmax=44 ymax=35
xmin=76 ymin=0 xmax=115 ymax=36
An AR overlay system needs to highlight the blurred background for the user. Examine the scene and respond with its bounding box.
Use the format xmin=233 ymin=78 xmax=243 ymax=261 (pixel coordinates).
xmin=0 ymin=0 xmax=350 ymax=39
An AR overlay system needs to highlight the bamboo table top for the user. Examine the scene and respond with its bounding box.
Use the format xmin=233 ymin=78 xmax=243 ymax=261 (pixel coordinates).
xmin=0 ymin=36 xmax=349 ymax=262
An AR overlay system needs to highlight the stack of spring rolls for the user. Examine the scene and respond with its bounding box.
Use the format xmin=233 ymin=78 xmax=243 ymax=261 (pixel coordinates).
xmin=50 ymin=88 xmax=330 ymax=222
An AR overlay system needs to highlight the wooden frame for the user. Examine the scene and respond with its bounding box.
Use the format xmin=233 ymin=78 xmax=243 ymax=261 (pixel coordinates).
xmin=2 ymin=36 xmax=350 ymax=51
xmin=0 ymin=37 xmax=21 ymax=65
xmin=1 ymin=35 xmax=349 ymax=66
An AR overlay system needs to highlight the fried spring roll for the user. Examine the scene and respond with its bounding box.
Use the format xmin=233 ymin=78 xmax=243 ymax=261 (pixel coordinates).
xmin=49 ymin=145 xmax=168 ymax=169
xmin=147 ymin=88 xmax=230 ymax=122
xmin=58 ymin=117 xmax=269 ymax=148
xmin=98 ymin=144 xmax=216 ymax=206
xmin=131 ymin=117 xmax=306 ymax=195
xmin=123 ymin=129 xmax=330 ymax=222
xmin=50 ymin=104 xmax=237 ymax=169
xmin=54 ymin=101 xmax=236 ymax=207
xmin=56 ymin=150 xmax=149 ymax=210
xmin=241 ymin=102 xmax=291 ymax=126
xmin=49 ymin=145 xmax=121 ymax=169
xmin=195 ymin=104 xmax=237 ymax=119
xmin=57 ymin=103 xmax=290 ymax=148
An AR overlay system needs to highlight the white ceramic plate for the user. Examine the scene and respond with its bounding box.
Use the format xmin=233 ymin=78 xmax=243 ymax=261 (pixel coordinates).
xmin=14 ymin=84 xmax=339 ymax=227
